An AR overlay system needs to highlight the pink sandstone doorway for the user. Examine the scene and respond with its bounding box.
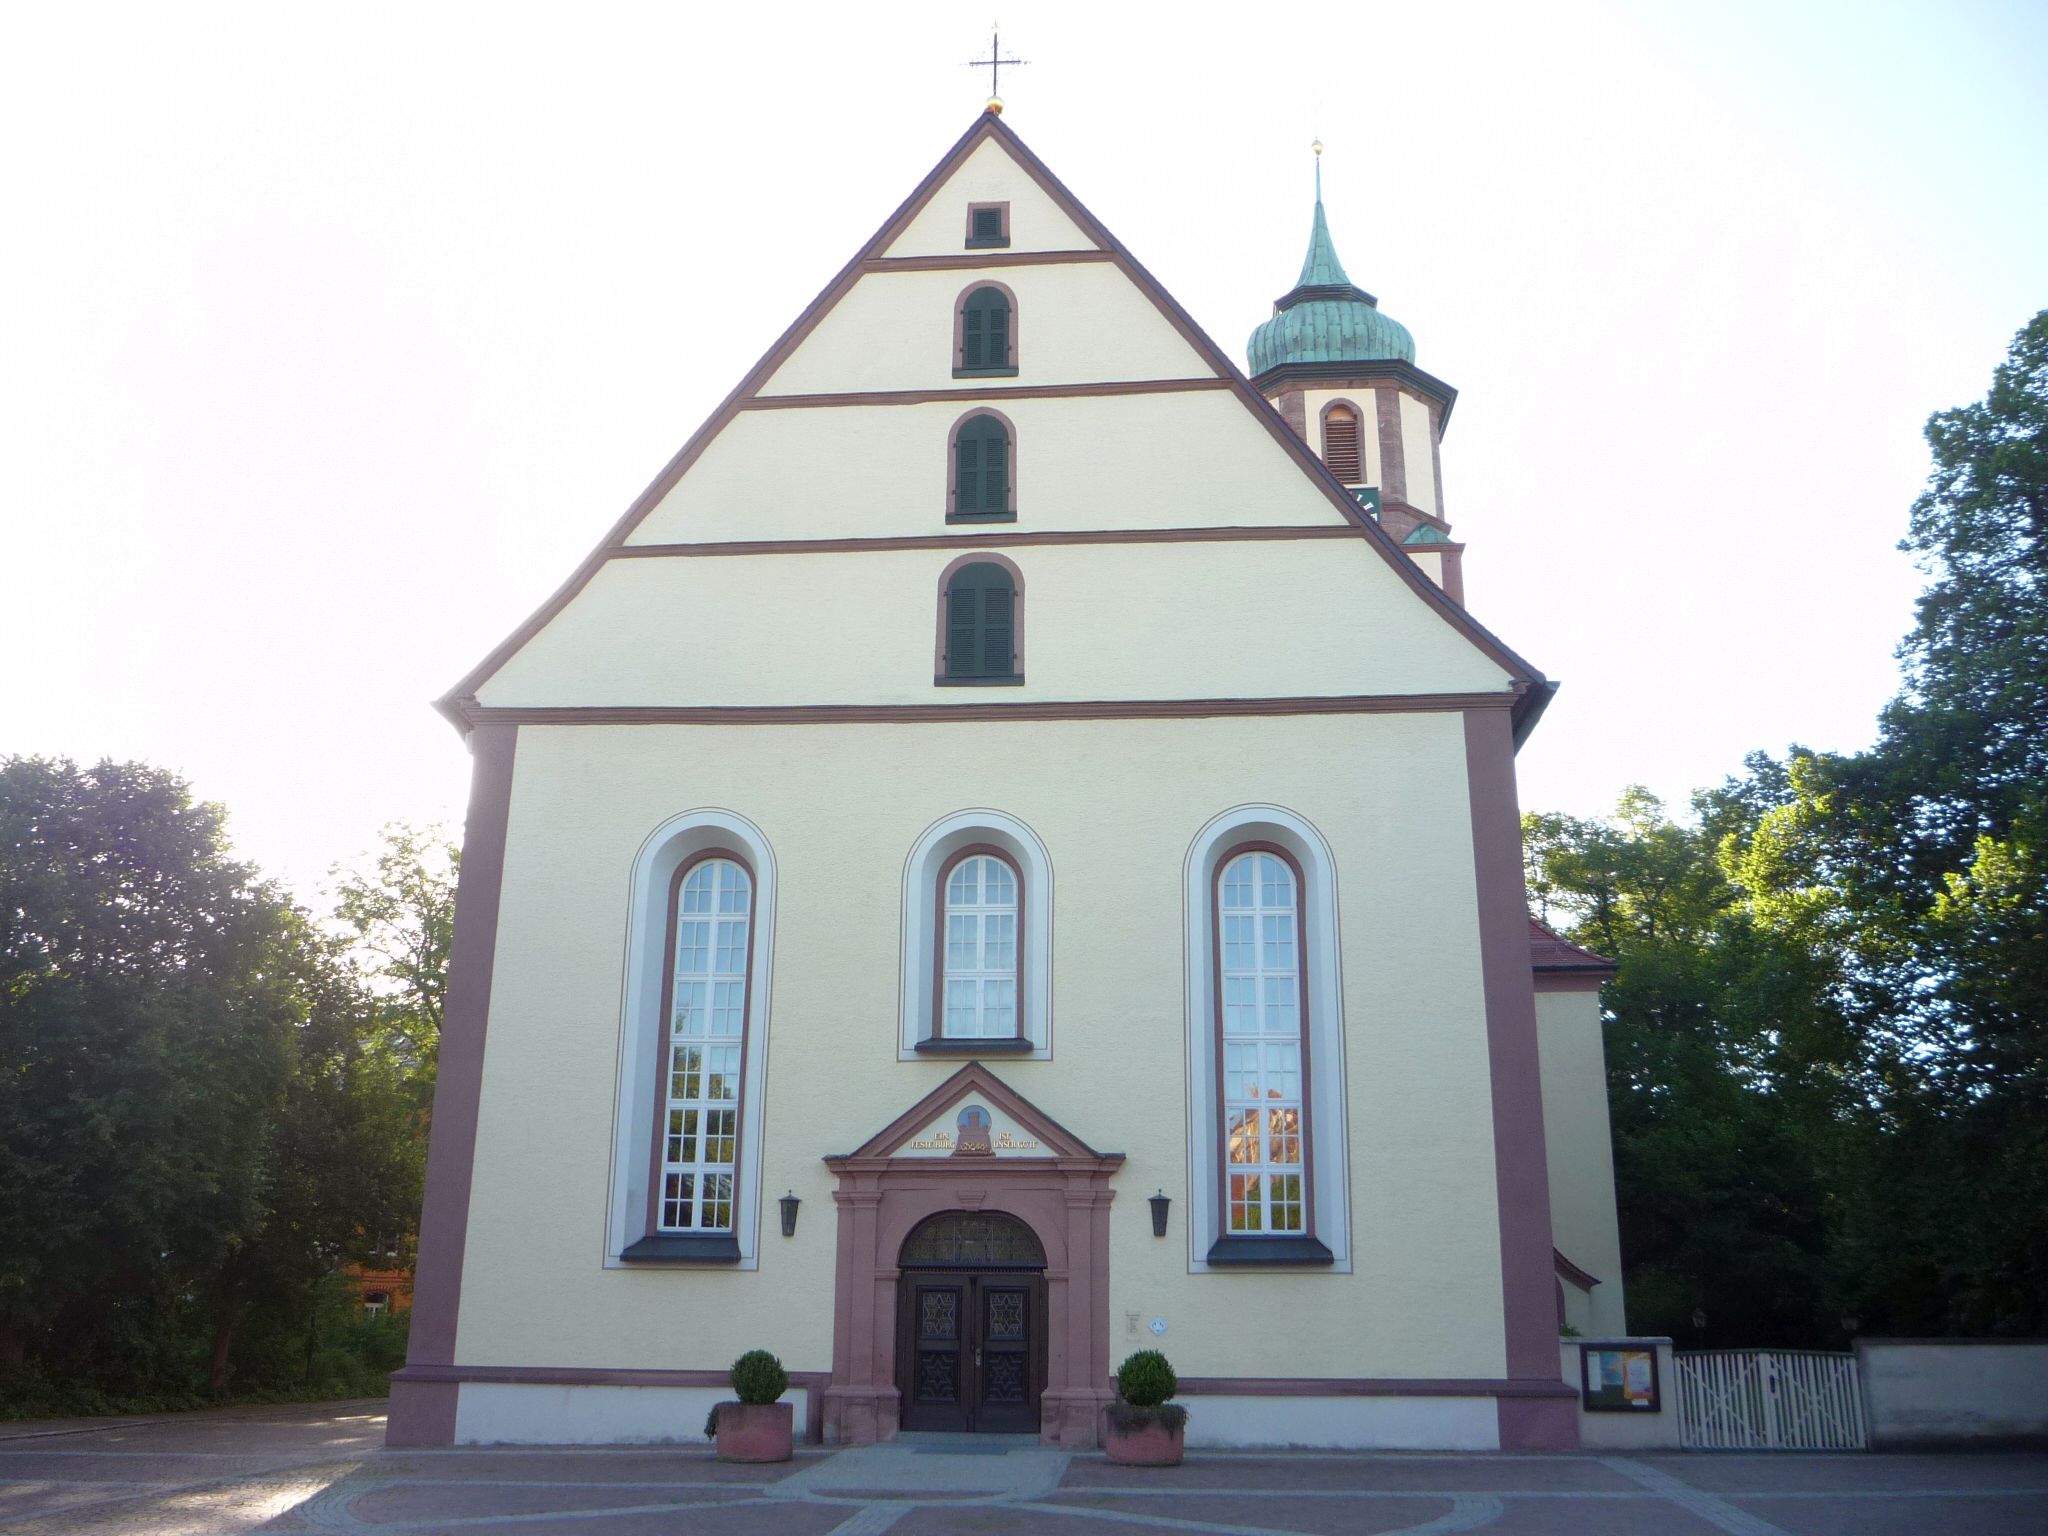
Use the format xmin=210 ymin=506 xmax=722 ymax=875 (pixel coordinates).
xmin=821 ymin=1062 xmax=1123 ymax=1448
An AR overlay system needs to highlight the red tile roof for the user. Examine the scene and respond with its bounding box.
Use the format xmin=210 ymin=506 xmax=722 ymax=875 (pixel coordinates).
xmin=1529 ymin=916 xmax=1618 ymax=973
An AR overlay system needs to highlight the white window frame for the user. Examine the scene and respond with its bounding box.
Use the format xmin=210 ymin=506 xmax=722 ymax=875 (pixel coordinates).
xmin=939 ymin=851 xmax=1022 ymax=1039
xmin=607 ymin=809 xmax=777 ymax=1270
xmin=655 ymin=855 xmax=752 ymax=1234
xmin=900 ymin=809 xmax=1052 ymax=1059
xmin=1184 ymin=805 xmax=1352 ymax=1273
xmin=1218 ymin=849 xmax=1310 ymax=1236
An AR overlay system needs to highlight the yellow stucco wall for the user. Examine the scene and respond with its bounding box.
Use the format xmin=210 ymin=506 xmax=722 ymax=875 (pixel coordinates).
xmin=454 ymin=712 xmax=1508 ymax=1379
xmin=626 ymin=389 xmax=1352 ymax=545
xmin=1535 ymin=989 xmax=1629 ymax=1337
xmin=880 ymin=137 xmax=1100 ymax=258
xmin=475 ymin=539 xmax=1512 ymax=709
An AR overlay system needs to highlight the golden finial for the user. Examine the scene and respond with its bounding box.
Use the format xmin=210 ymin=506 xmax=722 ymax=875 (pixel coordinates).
xmin=1312 ymin=138 xmax=1324 ymax=157
xmin=987 ymin=95 xmax=1004 ymax=115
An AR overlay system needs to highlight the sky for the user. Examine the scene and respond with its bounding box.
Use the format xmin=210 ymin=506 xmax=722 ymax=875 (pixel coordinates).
xmin=3 ymin=1 xmax=2045 ymax=902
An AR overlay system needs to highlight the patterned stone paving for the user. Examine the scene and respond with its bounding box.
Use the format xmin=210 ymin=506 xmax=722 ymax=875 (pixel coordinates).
xmin=2 ymin=1402 xmax=2045 ymax=1535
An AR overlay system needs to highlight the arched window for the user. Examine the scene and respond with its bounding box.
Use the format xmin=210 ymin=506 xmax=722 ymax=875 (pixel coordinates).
xmin=950 ymin=411 xmax=1014 ymax=521
xmin=955 ymin=283 xmax=1016 ymax=376
xmin=900 ymin=809 xmax=1052 ymax=1059
xmin=1321 ymin=401 xmax=1363 ymax=483
xmin=1184 ymin=807 xmax=1345 ymax=1270
xmin=938 ymin=558 xmax=1022 ymax=685
xmin=938 ymin=850 xmax=1021 ymax=1040
xmin=1217 ymin=848 xmax=1309 ymax=1238
xmin=653 ymin=854 xmax=754 ymax=1236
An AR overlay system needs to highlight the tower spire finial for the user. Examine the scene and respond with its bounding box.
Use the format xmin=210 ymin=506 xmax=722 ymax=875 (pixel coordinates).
xmin=1312 ymin=137 xmax=1324 ymax=204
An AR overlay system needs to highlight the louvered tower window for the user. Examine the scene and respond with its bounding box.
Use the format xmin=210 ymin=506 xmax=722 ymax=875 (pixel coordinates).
xmin=942 ymin=561 xmax=1020 ymax=683
xmin=1322 ymin=403 xmax=1363 ymax=483
xmin=952 ymin=413 xmax=1011 ymax=519
xmin=958 ymin=286 xmax=1014 ymax=373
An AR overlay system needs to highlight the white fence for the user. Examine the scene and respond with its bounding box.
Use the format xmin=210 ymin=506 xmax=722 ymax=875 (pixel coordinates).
xmin=1674 ymin=1350 xmax=1867 ymax=1450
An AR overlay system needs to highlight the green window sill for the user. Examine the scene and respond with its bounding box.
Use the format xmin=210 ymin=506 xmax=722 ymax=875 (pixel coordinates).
xmin=953 ymin=366 xmax=1019 ymax=379
xmin=935 ymin=674 xmax=1024 ymax=687
xmin=1204 ymin=1235 xmax=1334 ymax=1267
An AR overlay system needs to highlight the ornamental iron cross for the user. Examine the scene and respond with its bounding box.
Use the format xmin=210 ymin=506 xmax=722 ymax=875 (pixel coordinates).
xmin=965 ymin=26 xmax=1027 ymax=97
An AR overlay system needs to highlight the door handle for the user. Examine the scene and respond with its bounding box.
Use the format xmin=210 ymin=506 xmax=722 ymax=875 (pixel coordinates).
xmin=974 ymin=1348 xmax=981 ymax=1367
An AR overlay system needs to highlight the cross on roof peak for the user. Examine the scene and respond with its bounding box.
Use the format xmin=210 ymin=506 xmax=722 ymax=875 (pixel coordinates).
xmin=964 ymin=25 xmax=1027 ymax=114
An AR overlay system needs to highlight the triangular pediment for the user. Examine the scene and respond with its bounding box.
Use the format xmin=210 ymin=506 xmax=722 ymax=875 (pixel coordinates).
xmin=844 ymin=1062 xmax=1104 ymax=1162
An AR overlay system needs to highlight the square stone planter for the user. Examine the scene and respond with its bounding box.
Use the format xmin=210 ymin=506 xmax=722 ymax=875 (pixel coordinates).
xmin=714 ymin=1401 xmax=793 ymax=1463
xmin=1103 ymin=1416 xmax=1185 ymax=1466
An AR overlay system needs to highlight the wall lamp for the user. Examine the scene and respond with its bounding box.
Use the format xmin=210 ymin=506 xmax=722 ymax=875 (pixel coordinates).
xmin=779 ymin=1190 xmax=801 ymax=1238
xmin=1149 ymin=1189 xmax=1171 ymax=1238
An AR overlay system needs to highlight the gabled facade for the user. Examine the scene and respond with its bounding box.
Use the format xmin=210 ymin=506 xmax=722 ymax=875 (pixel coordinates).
xmin=389 ymin=111 xmax=1624 ymax=1453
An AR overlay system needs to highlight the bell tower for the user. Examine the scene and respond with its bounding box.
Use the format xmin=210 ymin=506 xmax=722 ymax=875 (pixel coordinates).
xmin=1248 ymin=144 xmax=1465 ymax=603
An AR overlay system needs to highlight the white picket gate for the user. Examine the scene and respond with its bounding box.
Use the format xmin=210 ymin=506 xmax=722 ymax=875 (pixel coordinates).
xmin=1674 ymin=1350 xmax=1867 ymax=1450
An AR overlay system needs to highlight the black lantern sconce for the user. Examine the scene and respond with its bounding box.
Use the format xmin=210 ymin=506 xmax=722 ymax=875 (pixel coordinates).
xmin=779 ymin=1190 xmax=801 ymax=1239
xmin=1149 ymin=1189 xmax=1171 ymax=1239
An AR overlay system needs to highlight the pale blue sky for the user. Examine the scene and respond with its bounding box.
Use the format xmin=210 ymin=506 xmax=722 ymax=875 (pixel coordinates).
xmin=2 ymin=1 xmax=2043 ymax=895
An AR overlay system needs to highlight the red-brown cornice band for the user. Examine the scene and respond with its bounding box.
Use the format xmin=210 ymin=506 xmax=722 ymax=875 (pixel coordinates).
xmin=612 ymin=525 xmax=1361 ymax=560
xmin=442 ymin=690 xmax=1522 ymax=732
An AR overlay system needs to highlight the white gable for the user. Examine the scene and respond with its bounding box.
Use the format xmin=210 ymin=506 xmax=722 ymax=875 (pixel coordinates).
xmin=882 ymin=137 xmax=1100 ymax=258
xmin=626 ymin=389 xmax=1353 ymax=545
xmin=757 ymin=262 xmax=1216 ymax=397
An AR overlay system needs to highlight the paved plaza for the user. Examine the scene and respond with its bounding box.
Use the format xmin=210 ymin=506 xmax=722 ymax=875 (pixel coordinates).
xmin=0 ymin=1401 xmax=2043 ymax=1535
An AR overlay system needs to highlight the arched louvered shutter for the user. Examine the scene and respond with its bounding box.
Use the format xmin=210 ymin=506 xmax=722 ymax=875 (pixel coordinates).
xmin=960 ymin=287 xmax=1012 ymax=371
xmin=943 ymin=562 xmax=1018 ymax=680
xmin=1323 ymin=404 xmax=1363 ymax=483
xmin=954 ymin=414 xmax=1010 ymax=517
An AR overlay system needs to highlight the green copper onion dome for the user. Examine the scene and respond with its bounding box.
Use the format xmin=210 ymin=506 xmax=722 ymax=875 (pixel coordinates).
xmin=1247 ymin=161 xmax=1414 ymax=374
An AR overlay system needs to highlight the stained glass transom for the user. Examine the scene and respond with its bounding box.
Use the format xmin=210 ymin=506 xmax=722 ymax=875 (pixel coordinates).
xmin=659 ymin=858 xmax=750 ymax=1233
xmin=899 ymin=1211 xmax=1045 ymax=1269
xmin=942 ymin=855 xmax=1019 ymax=1039
xmin=1220 ymin=851 xmax=1307 ymax=1235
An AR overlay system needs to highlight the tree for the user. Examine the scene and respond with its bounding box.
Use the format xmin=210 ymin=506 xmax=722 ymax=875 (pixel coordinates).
xmin=1525 ymin=789 xmax=1852 ymax=1345
xmin=0 ymin=759 xmax=299 ymax=1375
xmin=329 ymin=824 xmax=457 ymax=1088
xmin=0 ymin=759 xmax=437 ymax=1402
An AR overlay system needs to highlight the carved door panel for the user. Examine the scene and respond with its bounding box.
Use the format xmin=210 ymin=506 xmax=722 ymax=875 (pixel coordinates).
xmin=900 ymin=1278 xmax=968 ymax=1432
xmin=973 ymin=1279 xmax=1037 ymax=1432
xmin=896 ymin=1273 xmax=1042 ymax=1433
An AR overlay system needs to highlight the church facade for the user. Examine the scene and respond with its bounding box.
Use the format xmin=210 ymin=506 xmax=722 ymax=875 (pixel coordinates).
xmin=387 ymin=110 xmax=1625 ymax=1453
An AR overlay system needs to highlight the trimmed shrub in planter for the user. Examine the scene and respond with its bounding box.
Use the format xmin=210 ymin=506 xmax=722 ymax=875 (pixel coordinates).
xmin=1106 ymin=1350 xmax=1187 ymax=1466
xmin=709 ymin=1350 xmax=793 ymax=1462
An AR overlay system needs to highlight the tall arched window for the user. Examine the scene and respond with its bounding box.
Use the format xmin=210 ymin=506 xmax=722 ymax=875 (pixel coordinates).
xmin=938 ymin=558 xmax=1022 ymax=685
xmin=1321 ymin=401 xmax=1363 ymax=483
xmin=1217 ymin=847 xmax=1311 ymax=1239
xmin=938 ymin=850 xmax=1021 ymax=1040
xmin=950 ymin=411 xmax=1014 ymax=521
xmin=955 ymin=283 xmax=1016 ymax=376
xmin=654 ymin=853 xmax=754 ymax=1236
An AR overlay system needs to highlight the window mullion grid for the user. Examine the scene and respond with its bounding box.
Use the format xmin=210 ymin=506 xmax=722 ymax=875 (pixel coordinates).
xmin=662 ymin=860 xmax=747 ymax=1234
xmin=1222 ymin=855 xmax=1305 ymax=1237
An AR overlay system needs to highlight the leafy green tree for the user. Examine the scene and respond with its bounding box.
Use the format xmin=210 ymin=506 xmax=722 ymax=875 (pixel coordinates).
xmin=0 ymin=759 xmax=435 ymax=1404
xmin=329 ymin=823 xmax=457 ymax=1087
xmin=1526 ymin=789 xmax=1850 ymax=1345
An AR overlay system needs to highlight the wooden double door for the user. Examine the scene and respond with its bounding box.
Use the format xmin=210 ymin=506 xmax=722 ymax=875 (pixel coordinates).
xmin=898 ymin=1271 xmax=1044 ymax=1433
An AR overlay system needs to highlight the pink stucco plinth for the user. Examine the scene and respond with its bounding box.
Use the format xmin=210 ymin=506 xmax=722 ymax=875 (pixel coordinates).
xmin=716 ymin=1402 xmax=793 ymax=1462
